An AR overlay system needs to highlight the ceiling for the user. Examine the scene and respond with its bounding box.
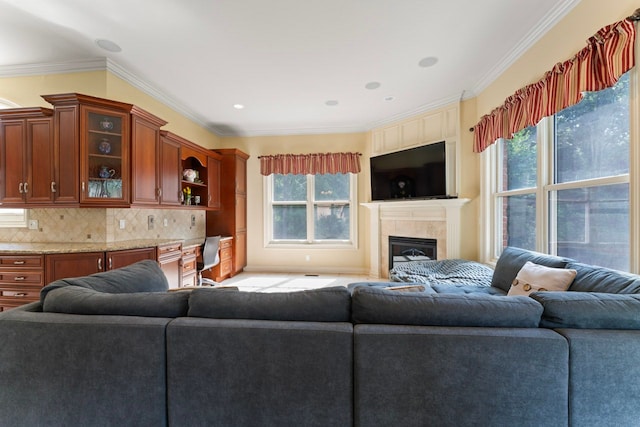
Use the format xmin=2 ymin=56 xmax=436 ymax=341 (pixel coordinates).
xmin=0 ymin=0 xmax=580 ymax=137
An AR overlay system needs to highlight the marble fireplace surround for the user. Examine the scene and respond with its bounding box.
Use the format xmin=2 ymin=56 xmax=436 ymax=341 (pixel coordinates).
xmin=362 ymin=198 xmax=470 ymax=278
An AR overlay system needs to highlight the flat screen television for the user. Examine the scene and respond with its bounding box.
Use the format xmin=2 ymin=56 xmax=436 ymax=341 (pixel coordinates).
xmin=370 ymin=141 xmax=449 ymax=201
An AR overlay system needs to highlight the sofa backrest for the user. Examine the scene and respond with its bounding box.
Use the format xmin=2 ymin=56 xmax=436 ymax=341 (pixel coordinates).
xmin=351 ymin=286 xmax=543 ymax=328
xmin=567 ymin=261 xmax=640 ymax=294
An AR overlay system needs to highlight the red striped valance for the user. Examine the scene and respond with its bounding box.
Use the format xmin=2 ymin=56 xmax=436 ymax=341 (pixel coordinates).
xmin=259 ymin=152 xmax=361 ymax=176
xmin=473 ymin=11 xmax=639 ymax=153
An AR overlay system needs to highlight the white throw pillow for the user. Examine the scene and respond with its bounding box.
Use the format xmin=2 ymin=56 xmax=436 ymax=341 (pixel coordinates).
xmin=507 ymin=261 xmax=577 ymax=296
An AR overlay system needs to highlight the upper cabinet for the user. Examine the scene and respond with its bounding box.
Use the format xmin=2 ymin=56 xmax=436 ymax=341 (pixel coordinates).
xmin=130 ymin=106 xmax=168 ymax=206
xmin=43 ymin=93 xmax=134 ymax=207
xmin=1 ymin=93 xmax=220 ymax=210
xmin=0 ymin=108 xmax=55 ymax=206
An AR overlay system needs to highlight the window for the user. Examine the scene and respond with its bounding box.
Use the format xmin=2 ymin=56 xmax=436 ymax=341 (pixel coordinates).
xmin=266 ymin=173 xmax=356 ymax=245
xmin=487 ymin=71 xmax=631 ymax=271
xmin=0 ymin=209 xmax=28 ymax=228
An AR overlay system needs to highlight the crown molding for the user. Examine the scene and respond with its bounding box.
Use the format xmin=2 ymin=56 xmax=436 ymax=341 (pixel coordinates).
xmin=472 ymin=0 xmax=581 ymax=95
xmin=0 ymin=57 xmax=107 ymax=76
xmin=212 ymin=123 xmax=368 ymax=137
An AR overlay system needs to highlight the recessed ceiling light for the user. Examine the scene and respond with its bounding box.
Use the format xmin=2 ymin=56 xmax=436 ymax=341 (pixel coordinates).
xmin=325 ymin=100 xmax=339 ymax=106
xmin=365 ymin=81 xmax=381 ymax=90
xmin=233 ymin=104 xmax=245 ymax=109
xmin=418 ymin=56 xmax=438 ymax=68
xmin=95 ymin=39 xmax=121 ymax=53
xmin=384 ymin=96 xmax=395 ymax=101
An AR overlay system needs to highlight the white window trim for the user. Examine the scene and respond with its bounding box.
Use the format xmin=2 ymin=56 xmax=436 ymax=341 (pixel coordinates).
xmin=0 ymin=209 xmax=28 ymax=228
xmin=480 ymin=66 xmax=639 ymax=273
xmin=263 ymin=173 xmax=358 ymax=249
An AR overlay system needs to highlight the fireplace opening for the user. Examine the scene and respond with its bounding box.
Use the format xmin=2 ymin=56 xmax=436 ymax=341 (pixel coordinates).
xmin=388 ymin=236 xmax=437 ymax=270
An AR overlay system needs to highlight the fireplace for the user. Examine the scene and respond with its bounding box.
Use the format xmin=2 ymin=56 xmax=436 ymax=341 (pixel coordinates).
xmin=388 ymin=236 xmax=437 ymax=270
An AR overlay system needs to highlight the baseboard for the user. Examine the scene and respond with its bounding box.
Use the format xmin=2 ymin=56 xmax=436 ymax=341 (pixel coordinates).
xmin=242 ymin=265 xmax=371 ymax=276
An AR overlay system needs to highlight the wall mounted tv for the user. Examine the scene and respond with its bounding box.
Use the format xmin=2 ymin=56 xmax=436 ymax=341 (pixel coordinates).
xmin=370 ymin=141 xmax=450 ymax=201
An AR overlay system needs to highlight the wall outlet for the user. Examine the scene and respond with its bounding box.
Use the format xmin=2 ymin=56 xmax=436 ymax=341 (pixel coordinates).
xmin=163 ymin=218 xmax=169 ymax=227
xmin=119 ymin=219 xmax=126 ymax=229
xmin=148 ymin=215 xmax=155 ymax=230
xmin=305 ymin=255 xmax=311 ymax=262
xmin=28 ymin=219 xmax=38 ymax=230
xmin=191 ymin=214 xmax=196 ymax=227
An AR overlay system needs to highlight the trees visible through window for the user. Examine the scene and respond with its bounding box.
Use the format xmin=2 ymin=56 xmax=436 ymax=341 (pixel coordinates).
xmin=268 ymin=173 xmax=355 ymax=244
xmin=491 ymin=72 xmax=630 ymax=271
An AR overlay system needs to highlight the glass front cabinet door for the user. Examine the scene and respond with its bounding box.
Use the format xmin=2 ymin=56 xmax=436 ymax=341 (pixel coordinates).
xmin=80 ymin=106 xmax=130 ymax=205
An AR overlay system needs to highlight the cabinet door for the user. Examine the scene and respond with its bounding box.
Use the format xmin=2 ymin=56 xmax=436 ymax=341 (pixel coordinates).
xmin=107 ymin=247 xmax=156 ymax=270
xmin=207 ymin=155 xmax=221 ymax=209
xmin=0 ymin=119 xmax=26 ymax=204
xmin=160 ymin=135 xmax=182 ymax=205
xmin=131 ymin=115 xmax=160 ymax=205
xmin=46 ymin=252 xmax=104 ymax=283
xmin=26 ymin=117 xmax=55 ymax=204
xmin=53 ymin=105 xmax=80 ymax=204
xmin=80 ymin=107 xmax=130 ymax=205
xmin=235 ymin=155 xmax=247 ymax=194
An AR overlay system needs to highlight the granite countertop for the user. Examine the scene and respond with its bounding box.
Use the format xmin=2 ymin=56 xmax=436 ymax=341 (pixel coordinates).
xmin=0 ymin=238 xmax=206 ymax=254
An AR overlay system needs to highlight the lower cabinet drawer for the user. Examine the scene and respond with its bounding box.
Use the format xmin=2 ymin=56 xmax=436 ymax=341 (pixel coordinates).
xmin=220 ymin=247 xmax=232 ymax=261
xmin=220 ymin=259 xmax=232 ymax=276
xmin=0 ymin=271 xmax=44 ymax=285
xmin=0 ymin=289 xmax=40 ymax=299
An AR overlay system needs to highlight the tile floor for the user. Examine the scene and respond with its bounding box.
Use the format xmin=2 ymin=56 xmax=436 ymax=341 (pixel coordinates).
xmin=220 ymin=272 xmax=387 ymax=292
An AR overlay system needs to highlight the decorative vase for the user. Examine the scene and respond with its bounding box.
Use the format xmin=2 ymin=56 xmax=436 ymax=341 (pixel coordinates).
xmin=98 ymin=138 xmax=111 ymax=154
xmin=183 ymin=169 xmax=197 ymax=182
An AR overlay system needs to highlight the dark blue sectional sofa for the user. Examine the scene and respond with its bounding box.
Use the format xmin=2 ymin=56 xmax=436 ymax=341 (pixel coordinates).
xmin=1 ymin=248 xmax=640 ymax=427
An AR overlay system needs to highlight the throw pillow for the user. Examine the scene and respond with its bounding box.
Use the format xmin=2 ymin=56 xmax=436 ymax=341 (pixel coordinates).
xmin=507 ymin=261 xmax=576 ymax=296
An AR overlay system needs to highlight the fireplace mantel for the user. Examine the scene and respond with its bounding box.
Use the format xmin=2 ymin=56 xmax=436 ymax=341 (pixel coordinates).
xmin=361 ymin=198 xmax=470 ymax=278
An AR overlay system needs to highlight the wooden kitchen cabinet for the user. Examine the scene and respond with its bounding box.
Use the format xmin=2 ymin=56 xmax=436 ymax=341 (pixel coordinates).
xmin=206 ymin=149 xmax=249 ymax=276
xmin=130 ymin=106 xmax=167 ymax=206
xmin=180 ymin=244 xmax=199 ymax=287
xmin=207 ymin=237 xmax=233 ymax=282
xmin=0 ymin=108 xmax=55 ymax=206
xmin=158 ymin=242 xmax=182 ymax=288
xmin=207 ymin=153 xmax=222 ymax=209
xmin=43 ymin=93 xmax=133 ymax=207
xmin=46 ymin=247 xmax=157 ymax=283
xmin=106 ymin=247 xmax=156 ymax=270
xmin=0 ymin=254 xmax=45 ymax=311
xmin=159 ymin=131 xmax=183 ymax=206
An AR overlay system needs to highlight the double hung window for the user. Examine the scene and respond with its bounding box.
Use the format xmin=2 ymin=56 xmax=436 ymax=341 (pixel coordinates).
xmin=266 ymin=173 xmax=356 ymax=245
xmin=489 ymin=71 xmax=631 ymax=271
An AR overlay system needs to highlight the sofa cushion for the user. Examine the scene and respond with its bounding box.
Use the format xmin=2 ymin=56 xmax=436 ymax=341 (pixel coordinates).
xmin=43 ymin=285 xmax=189 ymax=317
xmin=507 ymin=261 xmax=576 ymax=296
xmin=188 ymin=286 xmax=351 ymax=321
xmin=431 ymin=283 xmax=507 ymax=295
xmin=491 ymin=246 xmax=572 ymax=292
xmin=530 ymin=291 xmax=640 ymax=329
xmin=351 ymin=286 xmax=543 ymax=327
xmin=567 ymin=261 xmax=640 ymax=294
xmin=41 ymin=259 xmax=169 ymax=303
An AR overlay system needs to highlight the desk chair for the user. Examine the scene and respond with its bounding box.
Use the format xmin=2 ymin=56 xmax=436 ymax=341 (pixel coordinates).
xmin=197 ymin=235 xmax=221 ymax=286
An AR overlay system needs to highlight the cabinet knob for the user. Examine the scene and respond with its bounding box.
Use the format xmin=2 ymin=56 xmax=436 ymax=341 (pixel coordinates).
xmin=13 ymin=260 xmax=25 ymax=265
xmin=97 ymin=258 xmax=103 ymax=270
xmin=18 ymin=183 xmax=23 ymax=194
xmin=108 ymin=257 xmax=113 ymax=270
xmin=23 ymin=182 xmax=28 ymax=193
xmin=51 ymin=181 xmax=56 ymax=193
xmin=82 ymin=182 xmax=85 ymax=193
xmin=13 ymin=276 xmax=26 ymax=281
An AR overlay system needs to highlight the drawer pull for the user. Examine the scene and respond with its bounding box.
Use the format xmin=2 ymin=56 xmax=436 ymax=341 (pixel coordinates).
xmin=14 ymin=293 xmax=28 ymax=297
xmin=13 ymin=260 xmax=25 ymax=265
xmin=13 ymin=276 xmax=26 ymax=281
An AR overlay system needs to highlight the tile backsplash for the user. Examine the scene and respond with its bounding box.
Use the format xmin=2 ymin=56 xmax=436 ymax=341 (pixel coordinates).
xmin=0 ymin=208 xmax=205 ymax=243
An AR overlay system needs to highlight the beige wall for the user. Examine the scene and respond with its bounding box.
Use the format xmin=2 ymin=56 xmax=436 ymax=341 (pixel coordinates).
xmin=217 ymin=133 xmax=372 ymax=274
xmin=475 ymin=0 xmax=638 ymax=120
xmin=0 ymin=70 xmax=219 ymax=147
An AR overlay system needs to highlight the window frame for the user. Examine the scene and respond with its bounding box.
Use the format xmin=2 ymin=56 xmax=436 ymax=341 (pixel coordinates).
xmin=264 ymin=172 xmax=358 ymax=248
xmin=481 ymin=69 xmax=638 ymax=273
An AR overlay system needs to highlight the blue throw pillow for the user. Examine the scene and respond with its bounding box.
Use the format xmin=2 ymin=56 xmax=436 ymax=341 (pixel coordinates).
xmin=530 ymin=291 xmax=640 ymax=329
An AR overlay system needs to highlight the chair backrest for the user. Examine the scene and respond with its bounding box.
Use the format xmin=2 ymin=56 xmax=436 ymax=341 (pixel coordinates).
xmin=201 ymin=236 xmax=222 ymax=270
